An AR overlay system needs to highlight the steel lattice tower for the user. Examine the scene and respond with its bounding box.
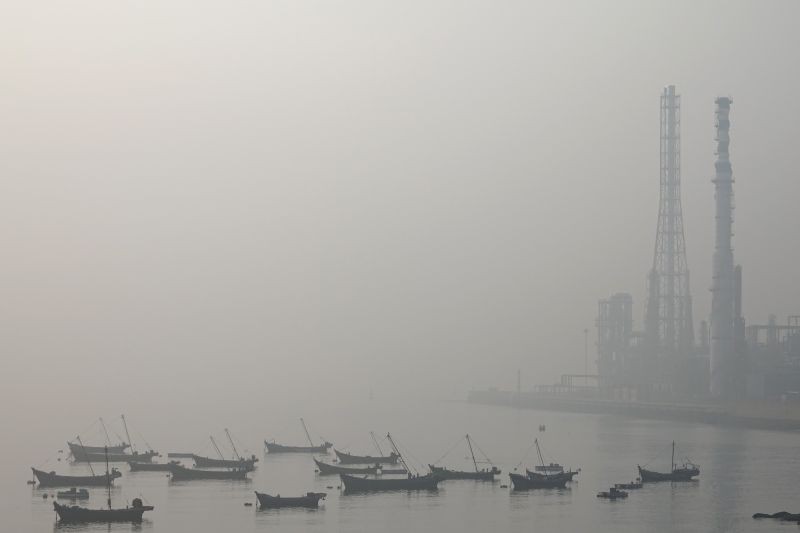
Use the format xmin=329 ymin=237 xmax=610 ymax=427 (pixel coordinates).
xmin=645 ymin=85 xmax=695 ymax=369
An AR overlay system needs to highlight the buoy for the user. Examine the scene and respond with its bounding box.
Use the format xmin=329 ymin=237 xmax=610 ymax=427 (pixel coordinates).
xmin=500 ymin=484 xmax=508 ymax=488
xmin=244 ymin=502 xmax=253 ymax=507
xmin=326 ymin=486 xmax=333 ymax=489
xmin=315 ymin=469 xmax=319 ymax=473
xmin=42 ymin=494 xmax=48 ymax=499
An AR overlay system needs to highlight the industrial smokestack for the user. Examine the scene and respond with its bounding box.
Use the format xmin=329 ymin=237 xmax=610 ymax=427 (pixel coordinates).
xmin=710 ymin=96 xmax=735 ymax=397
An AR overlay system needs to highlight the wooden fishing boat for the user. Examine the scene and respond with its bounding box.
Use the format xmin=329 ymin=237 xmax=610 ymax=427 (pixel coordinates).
xmin=56 ymin=488 xmax=90 ymax=500
xmin=340 ymin=473 xmax=439 ymax=492
xmin=54 ymin=499 xmax=153 ymax=523
xmin=72 ymin=449 xmax=159 ymax=463
xmin=637 ymin=441 xmax=699 ymax=482
xmin=265 ymin=418 xmax=331 ymax=454
xmin=615 ymin=480 xmax=643 ymax=490
xmin=597 ymin=487 xmax=629 ymax=500
xmin=32 ymin=468 xmax=122 ymax=488
xmin=53 ymin=446 xmax=154 ymax=523
xmin=430 ymin=465 xmax=500 ymax=480
xmin=509 ymin=472 xmax=568 ymax=490
xmin=429 ymin=434 xmax=500 ymax=481
xmin=335 ymin=449 xmax=399 ymax=464
xmin=167 ymin=462 xmax=250 ymax=481
xmin=193 ymin=454 xmax=258 ymax=469
xmin=255 ymin=491 xmax=326 ymax=509
xmin=314 ymin=458 xmax=381 ymax=476
xmin=128 ymin=461 xmax=178 ymax=472
xmin=526 ymin=469 xmax=579 ymax=481
xmin=68 ymin=442 xmax=129 ymax=455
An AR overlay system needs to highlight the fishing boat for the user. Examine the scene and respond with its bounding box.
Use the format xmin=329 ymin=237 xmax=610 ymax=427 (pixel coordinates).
xmin=526 ymin=469 xmax=579 ymax=481
xmin=32 ymin=468 xmax=122 ymax=488
xmin=509 ymin=472 xmax=568 ymax=490
xmin=67 ymin=442 xmax=128 ymax=455
xmin=167 ymin=462 xmax=250 ymax=481
xmin=56 ymin=488 xmax=90 ymax=500
xmin=637 ymin=441 xmax=699 ymax=482
xmin=72 ymin=449 xmax=159 ymax=463
xmin=615 ymin=480 xmax=643 ymax=490
xmin=335 ymin=431 xmax=400 ymax=464
xmin=314 ymin=458 xmax=381 ymax=476
xmin=194 ymin=430 xmax=259 ymax=469
xmin=255 ymin=491 xmax=326 ymax=509
xmin=340 ymin=473 xmax=439 ymax=492
xmin=128 ymin=461 xmax=179 ymax=472
xmin=265 ymin=418 xmax=332 ymax=454
xmin=339 ymin=433 xmax=439 ymax=492
xmin=335 ymin=449 xmax=399 ymax=464
xmin=531 ymin=463 xmax=565 ymax=475
xmin=428 ymin=435 xmax=500 ymax=481
xmin=52 ymin=447 xmax=154 ymax=523
xmin=597 ymin=487 xmax=629 ymax=500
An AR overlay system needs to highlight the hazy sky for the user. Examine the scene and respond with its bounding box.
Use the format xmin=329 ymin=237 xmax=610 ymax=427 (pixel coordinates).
xmin=2 ymin=1 xmax=799 ymax=412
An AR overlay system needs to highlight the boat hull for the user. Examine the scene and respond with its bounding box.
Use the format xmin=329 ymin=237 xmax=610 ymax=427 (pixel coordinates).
xmin=67 ymin=442 xmax=129 ymax=455
xmin=429 ymin=465 xmax=499 ymax=480
xmin=315 ymin=459 xmax=379 ymax=476
xmin=340 ymin=473 xmax=439 ymax=492
xmin=32 ymin=468 xmax=121 ymax=488
xmin=637 ymin=465 xmax=699 ymax=482
xmin=128 ymin=462 xmax=174 ymax=472
xmin=255 ymin=491 xmax=326 ymax=509
xmin=193 ymin=455 xmax=257 ymax=469
xmin=509 ymin=472 xmax=568 ymax=490
xmin=53 ymin=502 xmax=153 ymax=523
xmin=265 ymin=441 xmax=332 ymax=454
xmin=72 ymin=450 xmax=159 ymax=463
xmin=167 ymin=463 xmax=249 ymax=481
xmin=335 ymin=449 xmax=399 ymax=464
xmin=526 ymin=469 xmax=578 ymax=481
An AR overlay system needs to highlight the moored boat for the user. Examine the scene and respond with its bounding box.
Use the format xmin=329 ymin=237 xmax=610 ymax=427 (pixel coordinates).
xmin=526 ymin=469 xmax=579 ymax=481
xmin=72 ymin=449 xmax=159 ymax=463
xmin=53 ymin=499 xmax=153 ymax=523
xmin=615 ymin=480 xmax=643 ymax=490
xmin=265 ymin=418 xmax=332 ymax=454
xmin=167 ymin=462 xmax=250 ymax=481
xmin=509 ymin=472 xmax=568 ymax=490
xmin=429 ymin=434 xmax=500 ymax=481
xmin=430 ymin=465 xmax=500 ymax=480
xmin=340 ymin=473 xmax=439 ymax=492
xmin=637 ymin=441 xmax=699 ymax=482
xmin=255 ymin=491 xmax=326 ymax=509
xmin=193 ymin=454 xmax=258 ymax=470
xmin=314 ymin=458 xmax=380 ymax=476
xmin=335 ymin=449 xmax=399 ymax=464
xmin=128 ymin=461 xmax=178 ymax=472
xmin=32 ymin=467 xmax=122 ymax=488
xmin=67 ymin=442 xmax=129 ymax=455
xmin=56 ymin=488 xmax=90 ymax=500
xmin=597 ymin=487 xmax=629 ymax=500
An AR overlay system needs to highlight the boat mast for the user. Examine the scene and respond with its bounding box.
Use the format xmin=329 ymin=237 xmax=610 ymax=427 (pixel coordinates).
xmin=466 ymin=434 xmax=479 ymax=473
xmin=99 ymin=417 xmax=112 ymax=446
xmin=210 ymin=436 xmax=225 ymax=460
xmin=121 ymin=414 xmax=135 ymax=454
xmin=104 ymin=446 xmax=111 ymax=510
xmin=225 ymin=428 xmax=242 ymax=460
xmin=300 ymin=418 xmax=314 ymax=447
xmin=386 ymin=433 xmax=413 ymax=474
xmin=370 ymin=431 xmax=385 ymax=456
xmin=671 ymin=441 xmax=675 ymax=472
xmin=76 ymin=435 xmax=95 ymax=476
xmin=534 ymin=439 xmax=546 ymax=469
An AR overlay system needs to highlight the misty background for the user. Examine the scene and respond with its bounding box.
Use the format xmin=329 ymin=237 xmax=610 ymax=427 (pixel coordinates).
xmin=2 ymin=1 xmax=799 ymax=423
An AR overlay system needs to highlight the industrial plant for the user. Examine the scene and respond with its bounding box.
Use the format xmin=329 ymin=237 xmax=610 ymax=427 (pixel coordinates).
xmin=472 ymin=85 xmax=800 ymax=424
xmin=596 ymin=87 xmax=800 ymax=403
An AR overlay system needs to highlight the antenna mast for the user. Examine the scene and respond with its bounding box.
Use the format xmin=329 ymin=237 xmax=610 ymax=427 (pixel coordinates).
xmin=225 ymin=429 xmax=242 ymax=460
xmin=386 ymin=433 xmax=413 ymax=475
xmin=370 ymin=431 xmax=385 ymax=456
xmin=300 ymin=418 xmax=314 ymax=447
xmin=466 ymin=434 xmax=479 ymax=472
xmin=121 ymin=414 xmax=135 ymax=454
xmin=210 ymin=436 xmax=224 ymax=460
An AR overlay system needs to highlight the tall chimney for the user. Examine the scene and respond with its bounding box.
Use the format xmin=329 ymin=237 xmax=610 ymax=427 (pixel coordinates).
xmin=710 ymin=97 xmax=735 ymax=397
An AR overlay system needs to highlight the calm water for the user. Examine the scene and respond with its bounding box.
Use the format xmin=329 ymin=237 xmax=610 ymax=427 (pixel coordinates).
xmin=5 ymin=397 xmax=800 ymax=532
